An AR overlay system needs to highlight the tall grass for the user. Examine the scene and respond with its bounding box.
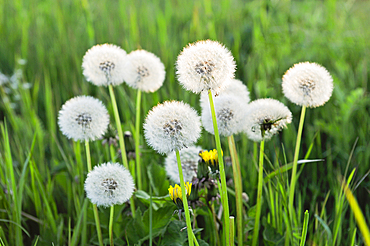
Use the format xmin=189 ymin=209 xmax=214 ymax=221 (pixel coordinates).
xmin=0 ymin=0 xmax=369 ymax=245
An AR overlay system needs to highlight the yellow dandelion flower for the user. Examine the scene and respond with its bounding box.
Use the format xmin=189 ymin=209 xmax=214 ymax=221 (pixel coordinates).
xmin=199 ymin=149 xmax=223 ymax=166
xmin=168 ymin=182 xmax=192 ymax=207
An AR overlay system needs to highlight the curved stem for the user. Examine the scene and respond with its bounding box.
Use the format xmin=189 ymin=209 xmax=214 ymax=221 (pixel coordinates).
xmin=252 ymin=139 xmax=265 ymax=246
xmin=228 ymin=135 xmax=243 ymax=246
xmin=109 ymin=205 xmax=114 ymax=246
xmin=176 ymin=150 xmax=195 ymax=246
xmin=108 ymin=85 xmax=136 ymax=218
xmin=208 ymin=89 xmax=230 ymax=245
xmin=288 ymin=106 xmax=306 ymax=218
xmin=85 ymin=141 xmax=103 ymax=246
xmin=135 ymin=89 xmax=142 ymax=190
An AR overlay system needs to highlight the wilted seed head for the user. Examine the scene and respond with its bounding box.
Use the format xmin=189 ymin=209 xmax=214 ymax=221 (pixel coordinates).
xmin=282 ymin=62 xmax=334 ymax=108
xmin=58 ymin=96 xmax=109 ymax=141
xmin=200 ymin=95 xmax=245 ymax=136
xmin=176 ymin=40 xmax=236 ymax=94
xmin=165 ymin=146 xmax=201 ymax=183
xmin=84 ymin=162 xmax=134 ymax=207
xmin=144 ymin=101 xmax=201 ymax=155
xmin=82 ymin=44 xmax=127 ymax=86
xmin=244 ymin=98 xmax=292 ymax=142
xmin=123 ymin=49 xmax=166 ymax=92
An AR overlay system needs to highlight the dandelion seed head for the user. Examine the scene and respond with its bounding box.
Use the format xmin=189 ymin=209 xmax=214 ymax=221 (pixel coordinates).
xmin=282 ymin=62 xmax=333 ymax=107
xmin=82 ymin=44 xmax=127 ymax=86
xmin=144 ymin=101 xmax=201 ymax=155
xmin=123 ymin=49 xmax=166 ymax=92
xmin=176 ymin=40 xmax=236 ymax=94
xmin=200 ymin=95 xmax=245 ymax=136
xmin=58 ymin=96 xmax=109 ymax=141
xmin=244 ymin=98 xmax=292 ymax=142
xmin=165 ymin=145 xmax=201 ymax=184
xmin=84 ymin=162 xmax=134 ymax=207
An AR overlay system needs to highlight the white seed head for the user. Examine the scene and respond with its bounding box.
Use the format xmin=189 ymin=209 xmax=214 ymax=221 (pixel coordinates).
xmin=176 ymin=40 xmax=236 ymax=94
xmin=84 ymin=162 xmax=134 ymax=207
xmin=144 ymin=101 xmax=201 ymax=155
xmin=244 ymin=98 xmax=292 ymax=142
xmin=122 ymin=49 xmax=166 ymax=92
xmin=58 ymin=96 xmax=109 ymax=141
xmin=82 ymin=44 xmax=127 ymax=86
xmin=165 ymin=145 xmax=201 ymax=183
xmin=282 ymin=62 xmax=334 ymax=108
xmin=201 ymin=95 xmax=246 ymax=137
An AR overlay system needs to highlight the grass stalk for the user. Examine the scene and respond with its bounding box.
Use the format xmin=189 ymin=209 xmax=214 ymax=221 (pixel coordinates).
xmin=342 ymin=179 xmax=370 ymax=245
xmin=229 ymin=216 xmax=235 ymax=246
xmin=85 ymin=141 xmax=104 ymax=246
xmin=227 ymin=135 xmax=243 ymax=246
xmin=108 ymin=84 xmax=136 ymax=218
xmin=288 ymin=106 xmax=306 ymax=217
xmin=175 ymin=150 xmax=195 ymax=246
xmin=252 ymin=139 xmax=265 ymax=246
xmin=300 ymin=210 xmax=309 ymax=246
xmin=135 ymin=89 xmax=142 ymax=190
xmin=208 ymin=89 xmax=230 ymax=245
xmin=1 ymin=122 xmax=22 ymax=246
xmin=109 ymin=205 xmax=114 ymax=246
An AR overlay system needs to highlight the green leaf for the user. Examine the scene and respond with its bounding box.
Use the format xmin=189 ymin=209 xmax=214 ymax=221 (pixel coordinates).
xmin=160 ymin=220 xmax=188 ymax=246
xmin=147 ymin=163 xmax=170 ymax=196
xmin=262 ymin=220 xmax=285 ymax=246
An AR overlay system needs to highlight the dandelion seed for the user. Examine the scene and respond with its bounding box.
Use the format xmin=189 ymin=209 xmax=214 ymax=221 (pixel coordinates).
xmin=244 ymin=98 xmax=292 ymax=142
xmin=84 ymin=162 xmax=134 ymax=207
xmin=200 ymin=95 xmax=245 ymax=136
xmin=122 ymin=49 xmax=166 ymax=92
xmin=176 ymin=40 xmax=236 ymax=94
xmin=58 ymin=96 xmax=109 ymax=141
xmin=144 ymin=101 xmax=201 ymax=155
xmin=282 ymin=62 xmax=334 ymax=107
xmin=82 ymin=44 xmax=127 ymax=86
xmin=165 ymin=146 xmax=201 ymax=183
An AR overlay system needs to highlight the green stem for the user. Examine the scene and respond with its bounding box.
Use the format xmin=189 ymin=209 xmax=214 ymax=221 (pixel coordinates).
xmin=176 ymin=150 xmax=195 ymax=246
xmin=300 ymin=210 xmax=309 ymax=246
xmin=191 ymin=230 xmax=200 ymax=246
xmin=229 ymin=216 xmax=235 ymax=246
xmin=85 ymin=141 xmax=103 ymax=246
xmin=252 ymin=139 xmax=265 ymax=246
xmin=109 ymin=205 xmax=114 ymax=246
xmin=288 ymin=106 xmax=306 ymax=218
xmin=208 ymin=89 xmax=230 ymax=245
xmin=149 ymin=185 xmax=153 ymax=246
xmin=228 ymin=135 xmax=243 ymax=246
xmin=108 ymin=85 xmax=136 ymax=218
xmin=135 ymin=89 xmax=142 ymax=190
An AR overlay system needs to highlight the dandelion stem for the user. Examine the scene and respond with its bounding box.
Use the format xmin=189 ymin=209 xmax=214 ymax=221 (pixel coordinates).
xmin=288 ymin=106 xmax=306 ymax=219
xmin=135 ymin=89 xmax=142 ymax=190
xmin=208 ymin=89 xmax=230 ymax=246
xmin=175 ymin=150 xmax=195 ymax=246
xmin=149 ymin=185 xmax=153 ymax=246
xmin=252 ymin=139 xmax=265 ymax=246
xmin=228 ymin=135 xmax=243 ymax=246
xmin=109 ymin=205 xmax=114 ymax=246
xmin=229 ymin=216 xmax=235 ymax=246
xmin=108 ymin=84 xmax=136 ymax=218
xmin=85 ymin=140 xmax=104 ymax=246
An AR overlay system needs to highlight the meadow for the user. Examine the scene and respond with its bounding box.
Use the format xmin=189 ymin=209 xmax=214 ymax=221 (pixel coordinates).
xmin=0 ymin=0 xmax=370 ymax=245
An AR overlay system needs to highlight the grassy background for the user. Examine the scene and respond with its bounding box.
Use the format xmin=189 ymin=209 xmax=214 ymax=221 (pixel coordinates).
xmin=0 ymin=0 xmax=369 ymax=245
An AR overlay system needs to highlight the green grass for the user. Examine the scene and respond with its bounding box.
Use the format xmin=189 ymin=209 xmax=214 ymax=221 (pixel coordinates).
xmin=0 ymin=0 xmax=370 ymax=245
